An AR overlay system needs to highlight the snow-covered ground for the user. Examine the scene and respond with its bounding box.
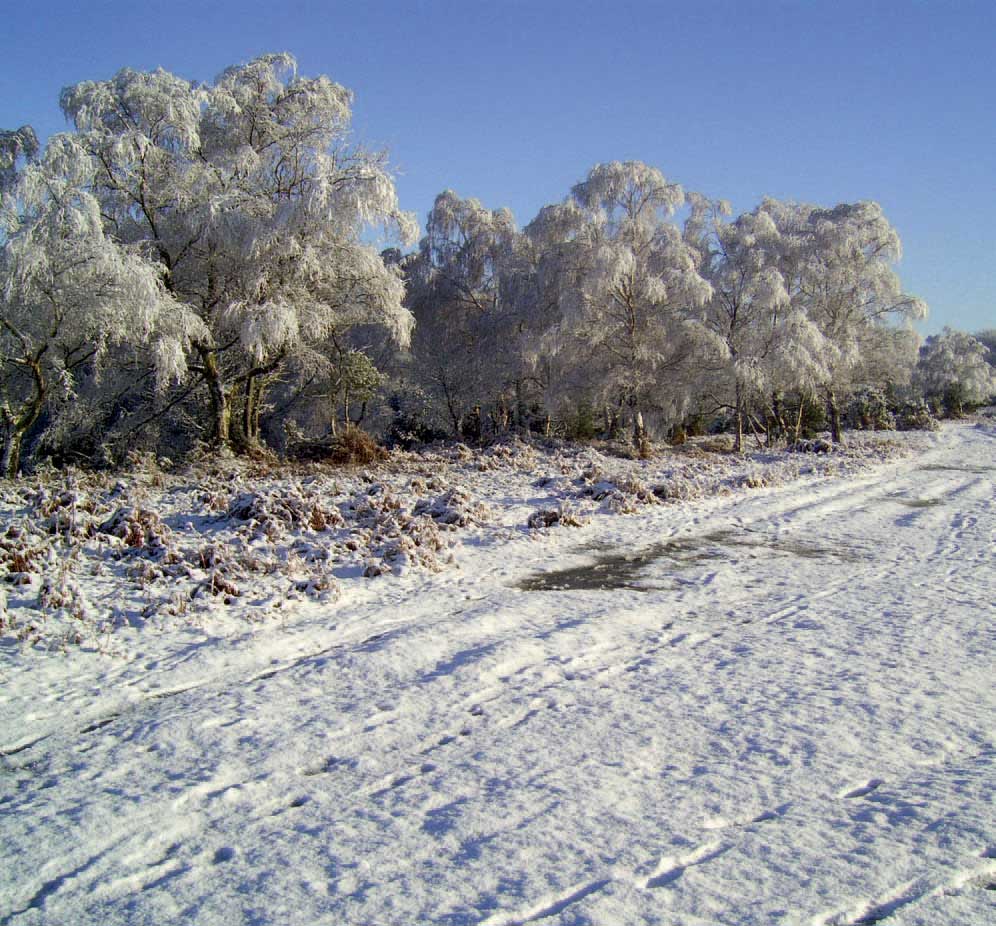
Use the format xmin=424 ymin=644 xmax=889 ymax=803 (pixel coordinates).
xmin=1 ymin=422 xmax=993 ymax=925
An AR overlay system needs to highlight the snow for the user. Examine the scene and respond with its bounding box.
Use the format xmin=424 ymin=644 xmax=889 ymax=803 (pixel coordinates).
xmin=1 ymin=422 xmax=994 ymax=925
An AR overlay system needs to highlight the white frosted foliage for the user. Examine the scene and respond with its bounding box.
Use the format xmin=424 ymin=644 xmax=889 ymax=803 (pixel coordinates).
xmin=59 ymin=52 xmax=415 ymax=445
xmin=915 ymin=327 xmax=995 ymax=405
xmin=526 ymin=161 xmax=718 ymax=427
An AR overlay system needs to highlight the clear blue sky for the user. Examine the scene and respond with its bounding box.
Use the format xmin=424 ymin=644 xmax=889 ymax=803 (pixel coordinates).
xmin=3 ymin=0 xmax=993 ymax=334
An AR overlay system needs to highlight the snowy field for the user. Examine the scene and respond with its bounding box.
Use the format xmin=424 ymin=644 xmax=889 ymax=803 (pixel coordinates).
xmin=1 ymin=422 xmax=994 ymax=925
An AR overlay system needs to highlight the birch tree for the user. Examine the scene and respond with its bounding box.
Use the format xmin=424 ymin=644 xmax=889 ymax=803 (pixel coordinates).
xmin=61 ymin=53 xmax=415 ymax=451
xmin=696 ymin=198 xmax=839 ymax=448
xmin=914 ymin=328 xmax=995 ymax=415
xmin=405 ymin=190 xmax=531 ymax=437
xmin=526 ymin=161 xmax=719 ymax=445
xmin=0 ymin=135 xmax=202 ymax=477
xmin=698 ymin=205 xmax=785 ymax=448
xmin=760 ymin=199 xmax=925 ymax=443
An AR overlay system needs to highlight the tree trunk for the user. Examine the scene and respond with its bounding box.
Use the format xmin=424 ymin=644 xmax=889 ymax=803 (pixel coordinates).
xmin=463 ymin=405 xmax=481 ymax=443
xmin=769 ymin=392 xmax=789 ymax=447
xmin=240 ymin=357 xmax=283 ymax=446
xmin=1 ymin=420 xmax=24 ymax=480
xmin=495 ymin=396 xmax=510 ymax=434
xmin=733 ymin=382 xmax=745 ymax=453
xmin=440 ymin=379 xmax=462 ymax=438
xmin=826 ymin=388 xmax=844 ymax=445
xmin=242 ymin=372 xmax=265 ymax=446
xmin=792 ymin=396 xmax=805 ymax=444
xmin=514 ymin=381 xmax=527 ymax=435
xmin=0 ymin=361 xmax=46 ymax=478
xmin=603 ymin=404 xmax=621 ymax=440
xmin=200 ymin=347 xmax=231 ymax=450
xmin=633 ymin=410 xmax=650 ymax=457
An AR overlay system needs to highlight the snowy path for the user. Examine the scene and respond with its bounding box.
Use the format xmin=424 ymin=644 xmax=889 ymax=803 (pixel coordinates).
xmin=1 ymin=423 xmax=994 ymax=925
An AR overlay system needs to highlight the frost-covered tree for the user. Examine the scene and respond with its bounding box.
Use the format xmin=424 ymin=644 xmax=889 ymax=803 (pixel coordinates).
xmin=0 ymin=135 xmax=203 ymax=477
xmin=695 ymin=200 xmax=827 ymax=450
xmin=405 ymin=190 xmax=535 ymax=437
xmin=914 ymin=328 xmax=995 ymax=415
xmin=526 ymin=161 xmax=718 ymax=445
xmin=61 ymin=53 xmax=415 ymax=451
xmin=762 ymin=199 xmax=926 ymax=442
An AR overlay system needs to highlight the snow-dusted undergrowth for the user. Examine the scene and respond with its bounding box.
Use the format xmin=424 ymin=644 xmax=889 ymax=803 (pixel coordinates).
xmin=1 ymin=432 xmax=924 ymax=653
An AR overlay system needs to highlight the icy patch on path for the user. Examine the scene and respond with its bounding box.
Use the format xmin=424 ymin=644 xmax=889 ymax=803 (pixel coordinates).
xmin=517 ymin=528 xmax=861 ymax=592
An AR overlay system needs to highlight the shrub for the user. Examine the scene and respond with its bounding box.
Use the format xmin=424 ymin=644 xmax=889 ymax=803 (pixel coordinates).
xmin=895 ymin=399 xmax=940 ymax=431
xmin=561 ymin=403 xmax=599 ymax=441
xmin=845 ymin=388 xmax=895 ymax=431
xmin=786 ymin=438 xmax=833 ymax=454
xmin=798 ymin=396 xmax=828 ymax=439
xmin=699 ymin=435 xmax=735 ymax=454
xmin=332 ymin=427 xmax=388 ymax=465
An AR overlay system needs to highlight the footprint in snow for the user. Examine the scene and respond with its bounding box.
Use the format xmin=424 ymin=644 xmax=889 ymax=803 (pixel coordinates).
xmin=840 ymin=778 xmax=885 ymax=799
xmin=301 ymin=755 xmax=354 ymax=777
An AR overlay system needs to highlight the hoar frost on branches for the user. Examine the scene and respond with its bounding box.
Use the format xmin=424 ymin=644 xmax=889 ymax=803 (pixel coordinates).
xmin=764 ymin=199 xmax=926 ymax=443
xmin=405 ymin=190 xmax=538 ymax=437
xmin=399 ymin=167 xmax=929 ymax=452
xmin=526 ymin=161 xmax=721 ymax=446
xmin=914 ymin=328 xmax=995 ymax=415
xmin=0 ymin=126 xmax=39 ymax=194
xmin=0 ymin=134 xmax=202 ymax=478
xmin=694 ymin=200 xmax=827 ymax=450
xmin=60 ymin=53 xmax=416 ymax=451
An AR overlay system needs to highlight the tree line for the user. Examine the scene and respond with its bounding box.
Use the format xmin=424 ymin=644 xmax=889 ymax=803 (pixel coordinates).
xmin=2 ymin=55 xmax=993 ymax=477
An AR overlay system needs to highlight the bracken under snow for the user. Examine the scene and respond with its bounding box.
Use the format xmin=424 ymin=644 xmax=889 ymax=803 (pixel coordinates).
xmin=0 ymin=432 xmax=922 ymax=652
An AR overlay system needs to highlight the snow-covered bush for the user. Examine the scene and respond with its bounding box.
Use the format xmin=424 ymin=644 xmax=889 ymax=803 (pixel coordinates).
xmin=364 ymin=515 xmax=451 ymax=577
xmin=527 ymin=503 xmax=586 ymax=529
xmin=293 ymin=427 xmax=389 ymax=465
xmin=577 ymin=474 xmax=660 ymax=513
xmin=98 ymin=507 xmax=172 ymax=554
xmin=413 ymin=486 xmax=490 ymax=527
xmin=845 ymin=388 xmax=896 ymax=431
xmin=786 ymin=438 xmax=834 ymax=454
xmin=227 ymin=488 xmax=344 ymax=539
xmin=735 ymin=472 xmax=768 ymax=489
xmin=894 ymin=400 xmax=940 ymax=432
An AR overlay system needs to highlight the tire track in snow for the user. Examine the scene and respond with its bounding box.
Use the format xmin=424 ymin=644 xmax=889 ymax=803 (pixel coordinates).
xmin=472 ymin=779 xmax=993 ymax=926
xmin=291 ymin=478 xmax=940 ymax=811
xmin=0 ymin=609 xmax=454 ymax=759
xmin=473 ymin=836 xmax=737 ymax=924
xmin=473 ymin=842 xmax=732 ymax=926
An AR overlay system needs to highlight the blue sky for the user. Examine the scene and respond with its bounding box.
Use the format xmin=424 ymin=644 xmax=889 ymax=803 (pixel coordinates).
xmin=3 ymin=0 xmax=993 ymax=334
